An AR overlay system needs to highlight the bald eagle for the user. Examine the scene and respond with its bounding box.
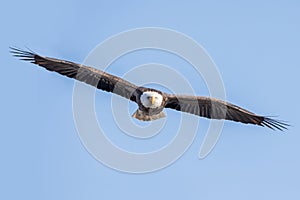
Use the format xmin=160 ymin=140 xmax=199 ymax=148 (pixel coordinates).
xmin=10 ymin=47 xmax=288 ymax=130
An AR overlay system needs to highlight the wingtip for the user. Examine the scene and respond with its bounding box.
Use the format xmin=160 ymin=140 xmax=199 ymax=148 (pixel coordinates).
xmin=10 ymin=46 xmax=36 ymax=62
xmin=262 ymin=117 xmax=290 ymax=131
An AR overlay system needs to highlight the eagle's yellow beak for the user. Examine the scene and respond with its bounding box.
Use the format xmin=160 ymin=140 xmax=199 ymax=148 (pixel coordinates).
xmin=151 ymin=96 xmax=155 ymax=105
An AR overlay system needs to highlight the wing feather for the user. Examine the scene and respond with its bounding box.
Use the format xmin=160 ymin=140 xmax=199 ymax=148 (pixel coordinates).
xmin=10 ymin=47 xmax=140 ymax=102
xmin=164 ymin=94 xmax=288 ymax=130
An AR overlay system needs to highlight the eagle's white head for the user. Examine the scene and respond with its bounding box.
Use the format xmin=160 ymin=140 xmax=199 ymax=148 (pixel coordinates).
xmin=140 ymin=91 xmax=163 ymax=108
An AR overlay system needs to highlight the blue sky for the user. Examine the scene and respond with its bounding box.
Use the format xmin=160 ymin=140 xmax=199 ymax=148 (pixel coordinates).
xmin=1 ymin=1 xmax=300 ymax=199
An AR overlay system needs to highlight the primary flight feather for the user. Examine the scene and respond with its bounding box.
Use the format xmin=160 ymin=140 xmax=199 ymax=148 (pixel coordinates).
xmin=10 ymin=47 xmax=288 ymax=130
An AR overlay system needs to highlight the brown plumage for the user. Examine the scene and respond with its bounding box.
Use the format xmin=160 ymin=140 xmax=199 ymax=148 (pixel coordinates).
xmin=10 ymin=47 xmax=288 ymax=130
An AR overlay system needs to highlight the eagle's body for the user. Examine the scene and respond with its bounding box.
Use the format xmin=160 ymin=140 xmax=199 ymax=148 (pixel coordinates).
xmin=10 ymin=47 xmax=288 ymax=130
xmin=132 ymin=90 xmax=166 ymax=121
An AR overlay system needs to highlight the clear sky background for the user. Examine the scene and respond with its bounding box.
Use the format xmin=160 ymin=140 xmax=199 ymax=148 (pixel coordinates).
xmin=1 ymin=1 xmax=300 ymax=200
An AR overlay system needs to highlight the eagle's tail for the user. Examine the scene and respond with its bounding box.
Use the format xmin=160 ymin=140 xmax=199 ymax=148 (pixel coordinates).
xmin=132 ymin=109 xmax=166 ymax=121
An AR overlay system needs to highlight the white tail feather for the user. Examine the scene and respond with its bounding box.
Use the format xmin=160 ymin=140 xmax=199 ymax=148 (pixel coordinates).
xmin=132 ymin=109 xmax=166 ymax=121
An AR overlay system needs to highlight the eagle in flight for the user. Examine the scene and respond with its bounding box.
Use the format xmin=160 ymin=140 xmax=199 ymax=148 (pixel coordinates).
xmin=10 ymin=47 xmax=288 ymax=131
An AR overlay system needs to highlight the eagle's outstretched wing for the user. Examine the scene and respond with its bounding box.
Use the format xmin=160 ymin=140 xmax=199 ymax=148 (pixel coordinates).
xmin=10 ymin=47 xmax=140 ymax=102
xmin=165 ymin=94 xmax=288 ymax=130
